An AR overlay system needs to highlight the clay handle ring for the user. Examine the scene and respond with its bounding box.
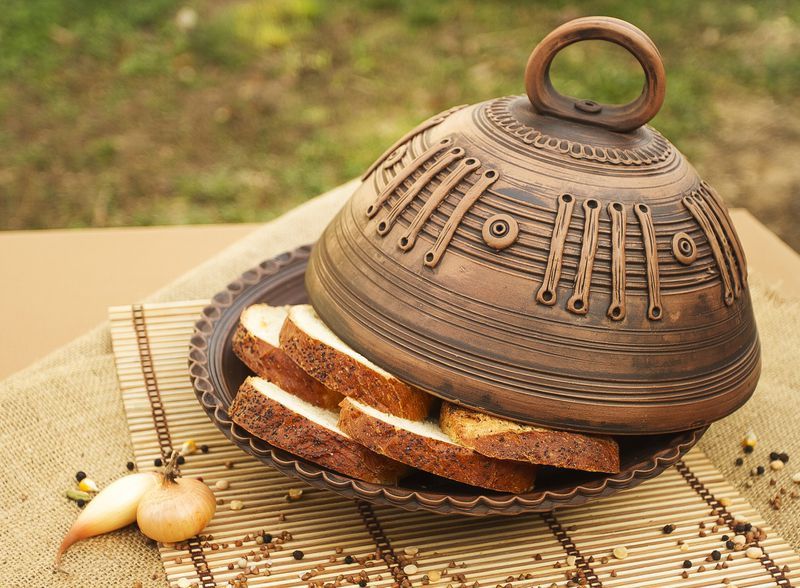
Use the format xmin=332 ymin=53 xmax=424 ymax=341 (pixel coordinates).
xmin=525 ymin=16 xmax=666 ymax=133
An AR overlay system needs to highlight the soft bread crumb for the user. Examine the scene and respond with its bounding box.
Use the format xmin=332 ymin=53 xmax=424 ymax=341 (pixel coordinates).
xmin=346 ymin=398 xmax=453 ymax=444
xmin=289 ymin=305 xmax=392 ymax=378
xmin=247 ymin=376 xmax=347 ymax=436
xmin=240 ymin=304 xmax=289 ymax=347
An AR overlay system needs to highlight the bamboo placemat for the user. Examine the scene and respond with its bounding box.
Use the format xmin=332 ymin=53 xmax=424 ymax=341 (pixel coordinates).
xmin=110 ymin=300 xmax=800 ymax=588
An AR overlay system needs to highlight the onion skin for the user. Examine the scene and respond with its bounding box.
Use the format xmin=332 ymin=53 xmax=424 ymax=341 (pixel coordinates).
xmin=136 ymin=477 xmax=216 ymax=543
xmin=55 ymin=472 xmax=158 ymax=565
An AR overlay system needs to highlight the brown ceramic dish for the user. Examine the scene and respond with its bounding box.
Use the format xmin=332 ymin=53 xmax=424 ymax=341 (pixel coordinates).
xmin=189 ymin=247 xmax=705 ymax=515
xmin=305 ymin=16 xmax=760 ymax=435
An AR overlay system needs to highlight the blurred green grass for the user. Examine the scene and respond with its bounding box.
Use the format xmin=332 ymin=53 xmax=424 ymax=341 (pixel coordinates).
xmin=1 ymin=1 xmax=799 ymax=247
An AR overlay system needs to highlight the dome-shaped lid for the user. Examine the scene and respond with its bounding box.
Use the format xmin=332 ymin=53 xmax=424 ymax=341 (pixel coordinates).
xmin=305 ymin=16 xmax=760 ymax=434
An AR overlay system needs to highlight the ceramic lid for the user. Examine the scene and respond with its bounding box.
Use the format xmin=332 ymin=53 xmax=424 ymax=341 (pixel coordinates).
xmin=305 ymin=16 xmax=760 ymax=434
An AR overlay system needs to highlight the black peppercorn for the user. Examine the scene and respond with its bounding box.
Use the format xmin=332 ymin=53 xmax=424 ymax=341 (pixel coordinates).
xmin=75 ymin=471 xmax=86 ymax=482
xmin=293 ymin=550 xmax=304 ymax=560
xmin=744 ymin=445 xmax=754 ymax=454
xmin=344 ymin=555 xmax=355 ymax=564
xmin=756 ymin=465 xmax=765 ymax=475
xmin=726 ymin=540 xmax=735 ymax=550
xmin=76 ymin=499 xmax=86 ymax=508
xmin=682 ymin=560 xmax=692 ymax=569
xmin=177 ymin=455 xmax=186 ymax=465
xmin=735 ymin=457 xmax=743 ymax=466
xmin=359 ymin=581 xmax=367 ymax=587
xmin=779 ymin=452 xmax=789 ymax=463
xmin=744 ymin=523 xmax=752 ymax=532
xmin=154 ymin=458 xmax=163 ymax=467
xmin=262 ymin=533 xmax=272 ymax=544
xmin=201 ymin=444 xmax=209 ymax=453
xmin=770 ymin=451 xmax=780 ymax=461
xmin=734 ymin=523 xmax=746 ymax=534
xmin=126 ymin=461 xmax=135 ymax=471
xmin=662 ymin=524 xmax=675 ymax=534
xmin=711 ymin=550 xmax=721 ymax=561
xmin=721 ymin=535 xmax=729 ymax=541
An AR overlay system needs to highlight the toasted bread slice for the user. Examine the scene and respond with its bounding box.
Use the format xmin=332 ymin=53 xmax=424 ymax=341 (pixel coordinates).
xmin=232 ymin=304 xmax=343 ymax=410
xmin=337 ymin=397 xmax=536 ymax=493
xmin=229 ymin=377 xmax=409 ymax=484
xmin=440 ymin=403 xmax=620 ymax=473
xmin=280 ymin=304 xmax=435 ymax=421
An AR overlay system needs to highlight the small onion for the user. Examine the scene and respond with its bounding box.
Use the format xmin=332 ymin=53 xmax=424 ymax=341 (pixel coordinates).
xmin=56 ymin=472 xmax=158 ymax=565
xmin=136 ymin=452 xmax=216 ymax=543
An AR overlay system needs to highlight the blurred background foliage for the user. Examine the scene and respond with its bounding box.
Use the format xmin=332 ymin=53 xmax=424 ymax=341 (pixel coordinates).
xmin=1 ymin=1 xmax=799 ymax=248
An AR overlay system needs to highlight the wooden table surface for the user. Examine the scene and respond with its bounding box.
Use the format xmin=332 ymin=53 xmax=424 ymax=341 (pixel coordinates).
xmin=1 ymin=210 xmax=798 ymax=379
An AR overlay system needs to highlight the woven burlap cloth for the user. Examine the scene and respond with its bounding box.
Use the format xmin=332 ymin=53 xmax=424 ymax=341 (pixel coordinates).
xmin=1 ymin=180 xmax=798 ymax=586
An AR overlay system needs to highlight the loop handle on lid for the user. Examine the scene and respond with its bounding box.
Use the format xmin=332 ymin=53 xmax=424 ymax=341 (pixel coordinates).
xmin=525 ymin=16 xmax=666 ymax=133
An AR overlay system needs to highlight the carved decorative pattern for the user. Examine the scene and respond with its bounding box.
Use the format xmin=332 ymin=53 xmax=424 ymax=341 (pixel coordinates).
xmin=567 ymin=199 xmax=601 ymax=315
xmin=634 ymin=203 xmax=663 ymax=320
xmin=362 ymin=105 xmax=467 ymax=180
xmin=366 ymin=138 xmax=452 ymax=218
xmin=683 ymin=192 xmax=742 ymax=306
xmin=482 ymin=213 xmax=519 ymax=250
xmin=485 ymin=97 xmax=673 ymax=166
xmin=672 ymin=232 xmax=697 ymax=265
xmin=370 ymin=141 xmax=500 ymax=269
xmin=425 ymin=170 xmax=499 ymax=267
xmin=607 ymin=202 xmax=627 ymax=321
xmin=399 ymin=157 xmax=481 ymax=251
xmin=377 ymin=147 xmax=464 ymax=235
xmin=699 ymin=181 xmax=748 ymax=286
xmin=537 ymin=193 xmax=575 ymax=306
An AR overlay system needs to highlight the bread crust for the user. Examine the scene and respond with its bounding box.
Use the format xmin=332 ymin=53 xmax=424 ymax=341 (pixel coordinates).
xmin=279 ymin=314 xmax=435 ymax=420
xmin=440 ymin=403 xmax=620 ymax=473
xmin=337 ymin=399 xmax=536 ymax=493
xmin=229 ymin=379 xmax=408 ymax=485
xmin=232 ymin=321 xmax=343 ymax=410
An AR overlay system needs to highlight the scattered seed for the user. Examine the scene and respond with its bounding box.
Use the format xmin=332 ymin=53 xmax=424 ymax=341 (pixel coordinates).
xmin=66 ymin=488 xmax=92 ymax=502
xmin=566 ymin=555 xmax=576 ymax=567
xmin=344 ymin=555 xmax=354 ymax=564
xmin=732 ymin=535 xmax=747 ymax=546
xmin=200 ymin=444 xmax=209 ymax=453
xmin=681 ymin=571 xmax=689 ymax=579
xmin=224 ymin=461 xmax=234 ymax=469
xmin=718 ymin=497 xmax=732 ymax=507
xmin=293 ymin=550 xmax=304 ymax=560
xmin=698 ymin=565 xmax=706 ymax=572
xmin=287 ymin=488 xmax=303 ymax=502
xmin=76 ymin=499 xmax=86 ymax=508
xmin=262 ymin=532 xmax=272 ymax=544
xmin=177 ymin=578 xmax=191 ymax=588
xmin=154 ymin=458 xmax=163 ymax=467
xmin=726 ymin=540 xmax=735 ymax=550
xmin=230 ymin=500 xmax=244 ymax=511
xmin=428 ymin=570 xmax=442 ymax=582
xmin=770 ymin=460 xmax=785 ymax=471
xmin=744 ymin=445 xmax=754 ymax=454
xmin=404 ymin=564 xmax=418 ymax=574
xmin=711 ymin=550 xmax=721 ymax=561
xmin=746 ymin=547 xmax=763 ymax=559
xmin=126 ymin=461 xmax=135 ymax=471
xmin=742 ymin=431 xmax=757 ymax=449
xmin=181 ymin=439 xmax=197 ymax=455
xmin=682 ymin=560 xmax=692 ymax=569
xmin=176 ymin=455 xmax=186 ymax=465
xmin=612 ymin=546 xmax=628 ymax=560
xmin=779 ymin=452 xmax=789 ymax=463
xmin=236 ymin=558 xmax=247 ymax=569
xmin=215 ymin=479 xmax=230 ymax=491
xmin=663 ymin=524 xmax=675 ymax=534
xmin=735 ymin=457 xmax=744 ymax=466
xmin=757 ymin=465 xmax=766 ymax=475
xmin=680 ymin=542 xmax=689 ymax=552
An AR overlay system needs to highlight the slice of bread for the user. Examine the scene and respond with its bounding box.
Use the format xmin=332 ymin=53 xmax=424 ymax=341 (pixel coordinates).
xmin=279 ymin=304 xmax=435 ymax=421
xmin=440 ymin=403 xmax=620 ymax=473
xmin=337 ymin=397 xmax=536 ymax=493
xmin=229 ymin=377 xmax=409 ymax=485
xmin=232 ymin=304 xmax=344 ymax=410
